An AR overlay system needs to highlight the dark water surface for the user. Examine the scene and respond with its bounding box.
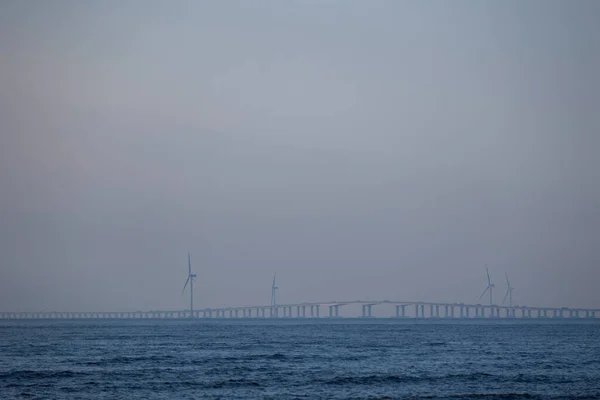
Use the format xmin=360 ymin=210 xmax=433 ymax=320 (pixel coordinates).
xmin=1 ymin=320 xmax=599 ymax=399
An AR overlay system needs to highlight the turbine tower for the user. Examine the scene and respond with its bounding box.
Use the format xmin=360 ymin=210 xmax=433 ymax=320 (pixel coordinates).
xmin=502 ymin=272 xmax=515 ymax=307
xmin=182 ymin=252 xmax=197 ymax=317
xmin=270 ymin=273 xmax=278 ymax=307
xmin=479 ymin=266 xmax=495 ymax=307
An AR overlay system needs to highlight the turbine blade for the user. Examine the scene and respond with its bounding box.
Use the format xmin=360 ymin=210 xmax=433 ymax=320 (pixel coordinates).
xmin=188 ymin=253 xmax=191 ymax=275
xmin=182 ymin=276 xmax=190 ymax=294
xmin=486 ymin=266 xmax=491 ymax=285
xmin=505 ymin=272 xmax=510 ymax=287
xmin=479 ymin=286 xmax=489 ymax=300
xmin=272 ymin=272 xmax=276 ymax=289
xmin=502 ymin=290 xmax=510 ymax=304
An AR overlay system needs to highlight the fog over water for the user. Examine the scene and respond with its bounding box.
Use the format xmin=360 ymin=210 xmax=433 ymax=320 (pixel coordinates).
xmin=1 ymin=1 xmax=599 ymax=312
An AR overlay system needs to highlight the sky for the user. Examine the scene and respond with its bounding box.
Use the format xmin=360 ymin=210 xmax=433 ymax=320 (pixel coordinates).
xmin=1 ymin=1 xmax=599 ymax=313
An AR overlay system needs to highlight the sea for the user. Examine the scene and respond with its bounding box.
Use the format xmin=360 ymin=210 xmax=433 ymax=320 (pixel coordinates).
xmin=1 ymin=320 xmax=599 ymax=399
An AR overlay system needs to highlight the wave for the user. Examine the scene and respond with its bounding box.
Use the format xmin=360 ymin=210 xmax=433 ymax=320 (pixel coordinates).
xmin=447 ymin=394 xmax=540 ymax=399
xmin=208 ymin=378 xmax=261 ymax=388
xmin=154 ymin=379 xmax=262 ymax=389
xmin=418 ymin=395 xmax=600 ymax=400
xmin=196 ymin=352 xmax=295 ymax=364
xmin=321 ymin=372 xmax=495 ymax=385
xmin=321 ymin=374 xmax=424 ymax=385
xmin=79 ymin=354 xmax=176 ymax=366
xmin=0 ymin=370 xmax=89 ymax=380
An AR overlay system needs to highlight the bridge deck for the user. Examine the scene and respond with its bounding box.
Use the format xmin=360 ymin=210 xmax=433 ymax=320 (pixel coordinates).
xmin=2 ymin=301 xmax=598 ymax=320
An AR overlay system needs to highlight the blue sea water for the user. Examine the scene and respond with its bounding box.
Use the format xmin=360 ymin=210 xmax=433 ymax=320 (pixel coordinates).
xmin=1 ymin=320 xmax=599 ymax=399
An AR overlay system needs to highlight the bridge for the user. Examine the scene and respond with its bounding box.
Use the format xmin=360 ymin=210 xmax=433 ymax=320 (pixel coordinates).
xmin=1 ymin=300 xmax=599 ymax=320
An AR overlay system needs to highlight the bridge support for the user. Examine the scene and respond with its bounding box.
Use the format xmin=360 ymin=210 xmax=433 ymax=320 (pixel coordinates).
xmin=328 ymin=305 xmax=340 ymax=318
xmin=362 ymin=305 xmax=374 ymax=318
xmin=310 ymin=305 xmax=320 ymax=318
xmin=395 ymin=305 xmax=407 ymax=318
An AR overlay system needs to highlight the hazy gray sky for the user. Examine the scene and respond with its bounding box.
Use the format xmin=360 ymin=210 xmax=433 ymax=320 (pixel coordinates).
xmin=1 ymin=1 xmax=599 ymax=312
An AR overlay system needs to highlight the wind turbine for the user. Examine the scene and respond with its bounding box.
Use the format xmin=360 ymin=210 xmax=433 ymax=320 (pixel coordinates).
xmin=502 ymin=272 xmax=515 ymax=307
xmin=270 ymin=273 xmax=278 ymax=307
xmin=182 ymin=252 xmax=197 ymax=317
xmin=479 ymin=266 xmax=495 ymax=307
